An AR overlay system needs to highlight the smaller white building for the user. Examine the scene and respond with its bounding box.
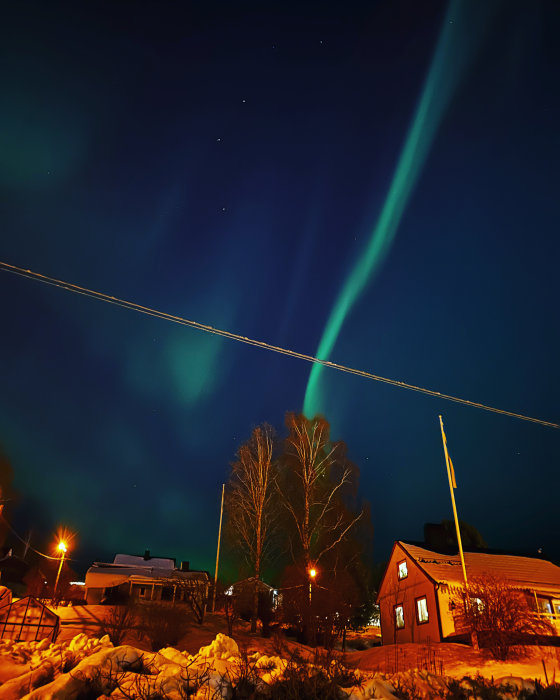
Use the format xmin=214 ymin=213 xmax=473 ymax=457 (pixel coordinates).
xmin=85 ymin=551 xmax=210 ymax=610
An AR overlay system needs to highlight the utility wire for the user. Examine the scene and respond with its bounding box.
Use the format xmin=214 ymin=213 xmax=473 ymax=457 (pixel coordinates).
xmin=0 ymin=512 xmax=65 ymax=561
xmin=1 ymin=260 xmax=558 ymax=430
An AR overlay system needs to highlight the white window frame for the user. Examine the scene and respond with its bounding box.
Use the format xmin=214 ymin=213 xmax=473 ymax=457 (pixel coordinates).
xmin=395 ymin=603 xmax=405 ymax=629
xmin=416 ymin=596 xmax=429 ymax=624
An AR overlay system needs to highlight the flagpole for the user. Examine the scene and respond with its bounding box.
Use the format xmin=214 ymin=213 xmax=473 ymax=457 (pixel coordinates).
xmin=211 ymin=483 xmax=225 ymax=613
xmin=439 ymin=415 xmax=468 ymax=586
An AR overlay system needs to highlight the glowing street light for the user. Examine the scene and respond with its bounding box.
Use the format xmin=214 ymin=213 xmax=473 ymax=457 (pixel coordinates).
xmin=308 ymin=566 xmax=317 ymax=603
xmin=53 ymin=539 xmax=68 ymax=599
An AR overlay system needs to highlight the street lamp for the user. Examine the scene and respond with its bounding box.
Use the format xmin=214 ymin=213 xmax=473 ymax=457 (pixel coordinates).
xmin=308 ymin=566 xmax=317 ymax=604
xmin=53 ymin=540 xmax=68 ymax=599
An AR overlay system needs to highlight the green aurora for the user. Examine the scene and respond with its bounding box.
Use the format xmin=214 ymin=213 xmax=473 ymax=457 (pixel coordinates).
xmin=303 ymin=0 xmax=501 ymax=417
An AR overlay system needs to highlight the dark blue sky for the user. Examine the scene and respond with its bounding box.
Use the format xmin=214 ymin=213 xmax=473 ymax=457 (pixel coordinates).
xmin=1 ymin=0 xmax=559 ymax=578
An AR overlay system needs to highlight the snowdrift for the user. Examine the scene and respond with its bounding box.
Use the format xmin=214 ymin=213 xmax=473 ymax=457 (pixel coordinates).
xmin=0 ymin=631 xmax=557 ymax=699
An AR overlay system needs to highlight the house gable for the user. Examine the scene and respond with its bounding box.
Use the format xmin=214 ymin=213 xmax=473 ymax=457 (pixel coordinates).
xmin=377 ymin=541 xmax=442 ymax=644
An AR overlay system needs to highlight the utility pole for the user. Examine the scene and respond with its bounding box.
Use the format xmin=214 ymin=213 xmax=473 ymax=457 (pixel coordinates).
xmin=53 ymin=541 xmax=68 ymax=599
xmin=23 ymin=530 xmax=32 ymax=560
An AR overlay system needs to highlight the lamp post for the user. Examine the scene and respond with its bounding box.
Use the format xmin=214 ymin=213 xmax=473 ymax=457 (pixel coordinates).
xmin=53 ymin=540 xmax=67 ymax=599
xmin=308 ymin=567 xmax=317 ymax=604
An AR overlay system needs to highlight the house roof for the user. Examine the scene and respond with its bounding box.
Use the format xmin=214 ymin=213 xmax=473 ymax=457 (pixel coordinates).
xmin=113 ymin=553 xmax=176 ymax=569
xmin=231 ymin=577 xmax=276 ymax=592
xmin=398 ymin=541 xmax=560 ymax=596
xmin=85 ymin=561 xmax=209 ymax=590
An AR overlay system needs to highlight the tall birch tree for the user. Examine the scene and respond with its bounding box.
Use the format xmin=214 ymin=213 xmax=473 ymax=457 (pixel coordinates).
xmin=280 ymin=413 xmax=365 ymax=573
xmin=225 ymin=424 xmax=277 ymax=632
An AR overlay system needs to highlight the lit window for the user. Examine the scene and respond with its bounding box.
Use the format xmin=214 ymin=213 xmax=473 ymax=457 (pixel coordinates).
xmin=395 ymin=604 xmax=405 ymax=629
xmin=537 ymin=597 xmax=552 ymax=615
xmin=470 ymin=597 xmax=484 ymax=612
xmin=416 ymin=597 xmax=429 ymax=623
xmin=398 ymin=560 xmax=408 ymax=580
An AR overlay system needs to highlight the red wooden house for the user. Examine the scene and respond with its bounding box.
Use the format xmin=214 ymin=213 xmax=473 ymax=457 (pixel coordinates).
xmin=377 ymin=541 xmax=560 ymax=645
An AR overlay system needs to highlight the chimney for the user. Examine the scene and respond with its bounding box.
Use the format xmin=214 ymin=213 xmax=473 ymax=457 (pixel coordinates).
xmin=143 ymin=549 xmax=151 ymax=560
xmin=180 ymin=561 xmax=190 ymax=571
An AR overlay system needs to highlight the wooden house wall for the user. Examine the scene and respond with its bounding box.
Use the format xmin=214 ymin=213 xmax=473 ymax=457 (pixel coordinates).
xmin=378 ymin=544 xmax=442 ymax=644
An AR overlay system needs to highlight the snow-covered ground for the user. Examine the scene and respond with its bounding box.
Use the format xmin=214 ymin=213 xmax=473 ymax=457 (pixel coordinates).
xmin=0 ymin=626 xmax=559 ymax=699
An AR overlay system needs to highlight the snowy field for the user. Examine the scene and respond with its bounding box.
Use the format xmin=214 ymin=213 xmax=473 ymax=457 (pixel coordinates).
xmin=0 ymin=606 xmax=559 ymax=698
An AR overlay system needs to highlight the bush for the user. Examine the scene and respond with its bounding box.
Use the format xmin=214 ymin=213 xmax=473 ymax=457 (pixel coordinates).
xmin=98 ymin=603 xmax=138 ymax=646
xmin=453 ymin=575 xmax=554 ymax=660
xmin=279 ymin=565 xmax=359 ymax=647
xmin=445 ymin=675 xmax=517 ymax=700
xmin=135 ymin=602 xmax=190 ymax=651
xmin=519 ymin=681 xmax=560 ymax=699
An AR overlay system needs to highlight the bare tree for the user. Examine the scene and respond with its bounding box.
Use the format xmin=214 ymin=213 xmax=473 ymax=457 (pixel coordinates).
xmin=225 ymin=424 xmax=278 ymax=633
xmin=280 ymin=413 xmax=364 ymax=573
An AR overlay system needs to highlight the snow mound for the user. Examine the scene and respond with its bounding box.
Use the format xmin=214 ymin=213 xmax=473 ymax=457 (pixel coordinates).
xmin=0 ymin=631 xmax=113 ymax=679
xmin=198 ymin=633 xmax=239 ymax=660
xmin=0 ymin=630 xmax=554 ymax=700
xmin=22 ymin=644 xmax=143 ymax=699
xmin=155 ymin=646 xmax=193 ymax=668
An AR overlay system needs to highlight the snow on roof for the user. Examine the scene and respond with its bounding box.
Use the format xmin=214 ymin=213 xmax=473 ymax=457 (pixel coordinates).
xmin=231 ymin=577 xmax=275 ymax=591
xmin=399 ymin=541 xmax=560 ymax=595
xmin=85 ymin=563 xmax=209 ymax=590
xmin=113 ymin=553 xmax=175 ymax=569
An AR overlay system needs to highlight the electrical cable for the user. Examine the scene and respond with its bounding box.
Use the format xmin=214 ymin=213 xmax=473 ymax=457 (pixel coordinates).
xmin=1 ymin=260 xmax=558 ymax=429
xmin=0 ymin=512 xmax=68 ymax=561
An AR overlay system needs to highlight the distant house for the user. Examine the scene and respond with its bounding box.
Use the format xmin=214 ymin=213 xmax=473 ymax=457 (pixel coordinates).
xmin=225 ymin=577 xmax=280 ymax=610
xmin=0 ymin=548 xmax=31 ymax=597
xmin=85 ymin=551 xmax=210 ymax=613
xmin=377 ymin=541 xmax=560 ymax=645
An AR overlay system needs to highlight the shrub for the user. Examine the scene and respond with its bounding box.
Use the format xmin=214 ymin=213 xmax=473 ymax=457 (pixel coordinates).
xmin=98 ymin=603 xmax=139 ymax=646
xmin=519 ymin=681 xmax=560 ymax=699
xmin=135 ymin=602 xmax=190 ymax=651
xmin=453 ymin=575 xmax=554 ymax=660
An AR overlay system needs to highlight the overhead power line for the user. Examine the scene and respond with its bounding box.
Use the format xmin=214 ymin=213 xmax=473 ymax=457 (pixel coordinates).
xmin=1 ymin=260 xmax=558 ymax=429
xmin=0 ymin=512 xmax=63 ymax=561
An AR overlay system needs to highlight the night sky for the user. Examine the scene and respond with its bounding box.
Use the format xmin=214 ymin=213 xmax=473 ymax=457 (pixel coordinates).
xmin=1 ymin=0 xmax=559 ymax=579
